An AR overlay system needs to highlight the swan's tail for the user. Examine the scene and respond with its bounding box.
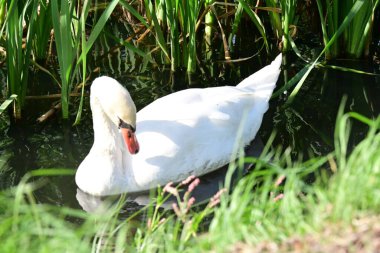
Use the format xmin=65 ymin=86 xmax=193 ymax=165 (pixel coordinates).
xmin=237 ymin=54 xmax=282 ymax=100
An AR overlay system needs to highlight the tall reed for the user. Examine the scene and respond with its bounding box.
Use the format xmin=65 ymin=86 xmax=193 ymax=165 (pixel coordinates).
xmin=317 ymin=0 xmax=379 ymax=59
xmin=50 ymin=0 xmax=76 ymax=119
xmin=6 ymin=0 xmax=39 ymax=119
xmin=32 ymin=0 xmax=52 ymax=60
xmin=265 ymin=0 xmax=297 ymax=52
xmin=0 ymin=0 xmax=6 ymax=29
xmin=50 ymin=0 xmax=119 ymax=120
xmin=120 ymin=0 xmax=272 ymax=74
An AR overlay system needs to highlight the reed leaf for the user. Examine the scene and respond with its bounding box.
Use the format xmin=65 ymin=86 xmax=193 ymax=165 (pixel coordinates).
xmin=178 ymin=0 xmax=188 ymax=67
xmin=0 ymin=94 xmax=17 ymax=115
xmin=74 ymin=0 xmax=120 ymax=124
xmin=32 ymin=0 xmax=52 ymax=60
xmin=144 ymin=0 xmax=170 ymax=61
xmin=349 ymin=0 xmax=379 ymax=58
xmin=186 ymin=0 xmax=200 ymax=73
xmin=119 ymin=0 xmax=149 ymax=27
xmin=204 ymin=0 xmax=215 ymax=48
xmin=51 ymin=0 xmax=75 ymax=118
xmin=166 ymin=0 xmax=180 ymax=71
xmin=236 ymin=0 xmax=268 ymax=52
xmin=316 ymin=0 xmax=329 ymax=51
xmin=228 ymin=2 xmax=244 ymax=52
xmin=280 ymin=0 xmax=297 ymax=52
xmin=265 ymin=0 xmax=282 ymax=40
xmin=272 ymin=65 xmax=308 ymax=99
xmin=77 ymin=0 xmax=120 ymax=64
xmin=0 ymin=0 xmax=12 ymax=36
xmin=287 ymin=0 xmax=367 ymax=103
xmin=317 ymin=0 xmax=377 ymax=59
xmin=52 ymin=0 xmax=120 ymax=122
xmin=106 ymin=32 xmax=146 ymax=57
xmin=0 ymin=0 xmax=5 ymax=28
xmin=73 ymin=0 xmax=90 ymax=126
xmin=6 ymin=0 xmax=39 ymax=118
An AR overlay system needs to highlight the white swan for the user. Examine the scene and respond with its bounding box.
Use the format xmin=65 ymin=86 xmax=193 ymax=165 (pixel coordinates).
xmin=76 ymin=54 xmax=282 ymax=196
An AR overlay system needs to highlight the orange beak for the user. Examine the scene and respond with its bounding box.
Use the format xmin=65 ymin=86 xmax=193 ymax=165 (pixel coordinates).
xmin=120 ymin=128 xmax=140 ymax=154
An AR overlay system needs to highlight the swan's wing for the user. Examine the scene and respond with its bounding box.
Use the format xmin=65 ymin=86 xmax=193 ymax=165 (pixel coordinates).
xmin=133 ymin=86 xmax=268 ymax=186
xmin=131 ymin=54 xmax=281 ymax=188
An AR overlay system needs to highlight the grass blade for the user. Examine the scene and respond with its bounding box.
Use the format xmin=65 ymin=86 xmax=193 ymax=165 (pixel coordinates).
xmin=144 ymin=0 xmax=170 ymax=61
xmin=77 ymin=0 xmax=119 ymax=65
xmin=51 ymin=0 xmax=74 ymax=118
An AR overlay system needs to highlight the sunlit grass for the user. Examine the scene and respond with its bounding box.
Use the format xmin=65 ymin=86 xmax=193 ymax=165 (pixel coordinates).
xmin=0 ymin=110 xmax=379 ymax=252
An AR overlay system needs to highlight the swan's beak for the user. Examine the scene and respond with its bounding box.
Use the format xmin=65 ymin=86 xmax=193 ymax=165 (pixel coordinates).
xmin=120 ymin=128 xmax=140 ymax=154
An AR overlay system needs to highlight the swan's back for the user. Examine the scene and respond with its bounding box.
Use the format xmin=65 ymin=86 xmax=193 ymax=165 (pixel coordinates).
xmin=237 ymin=53 xmax=282 ymax=96
xmin=130 ymin=54 xmax=282 ymax=190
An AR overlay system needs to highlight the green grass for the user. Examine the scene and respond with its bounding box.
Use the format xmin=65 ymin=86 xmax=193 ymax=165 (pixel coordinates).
xmin=0 ymin=110 xmax=379 ymax=252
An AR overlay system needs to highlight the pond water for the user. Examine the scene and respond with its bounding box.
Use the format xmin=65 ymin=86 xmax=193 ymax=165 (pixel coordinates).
xmin=0 ymin=51 xmax=379 ymax=212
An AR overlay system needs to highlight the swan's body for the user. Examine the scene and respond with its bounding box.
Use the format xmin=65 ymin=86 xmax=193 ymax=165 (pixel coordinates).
xmin=76 ymin=54 xmax=282 ymax=196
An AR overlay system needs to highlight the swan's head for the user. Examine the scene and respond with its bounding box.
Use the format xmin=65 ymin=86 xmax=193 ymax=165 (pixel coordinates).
xmin=91 ymin=76 xmax=140 ymax=154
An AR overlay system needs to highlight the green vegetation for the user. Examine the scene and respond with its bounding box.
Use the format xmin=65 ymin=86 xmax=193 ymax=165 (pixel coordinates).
xmin=6 ymin=0 xmax=38 ymax=118
xmin=0 ymin=0 xmax=378 ymax=118
xmin=266 ymin=0 xmax=297 ymax=52
xmin=0 ymin=2 xmax=379 ymax=250
xmin=0 ymin=110 xmax=379 ymax=252
xmin=317 ymin=0 xmax=379 ymax=59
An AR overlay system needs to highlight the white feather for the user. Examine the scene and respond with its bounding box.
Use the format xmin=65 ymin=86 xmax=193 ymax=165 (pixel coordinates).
xmin=76 ymin=54 xmax=282 ymax=196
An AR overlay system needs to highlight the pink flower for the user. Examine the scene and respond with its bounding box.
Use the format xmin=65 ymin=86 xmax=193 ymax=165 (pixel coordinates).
xmin=180 ymin=175 xmax=196 ymax=186
xmin=187 ymin=178 xmax=200 ymax=193
xmin=163 ymin=182 xmax=179 ymax=197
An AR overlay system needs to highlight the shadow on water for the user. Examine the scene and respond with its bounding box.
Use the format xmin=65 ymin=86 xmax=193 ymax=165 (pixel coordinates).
xmin=0 ymin=51 xmax=379 ymax=214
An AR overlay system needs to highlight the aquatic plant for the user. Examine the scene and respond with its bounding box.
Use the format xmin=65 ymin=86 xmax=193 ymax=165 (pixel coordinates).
xmin=51 ymin=0 xmax=120 ymax=120
xmin=2 ymin=0 xmax=122 ymax=120
xmin=266 ymin=0 xmax=298 ymax=52
xmin=1 ymin=0 xmax=379 ymax=121
xmin=119 ymin=0 xmax=271 ymax=74
xmin=6 ymin=0 xmax=39 ymax=119
xmin=317 ymin=0 xmax=379 ymax=59
xmin=32 ymin=0 xmax=52 ymax=60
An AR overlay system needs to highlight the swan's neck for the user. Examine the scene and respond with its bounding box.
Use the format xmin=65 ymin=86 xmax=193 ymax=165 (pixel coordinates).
xmin=92 ymin=104 xmax=122 ymax=150
xmin=88 ymin=99 xmax=134 ymax=192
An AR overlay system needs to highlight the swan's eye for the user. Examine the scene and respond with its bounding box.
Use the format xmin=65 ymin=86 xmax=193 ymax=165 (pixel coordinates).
xmin=118 ymin=118 xmax=136 ymax=133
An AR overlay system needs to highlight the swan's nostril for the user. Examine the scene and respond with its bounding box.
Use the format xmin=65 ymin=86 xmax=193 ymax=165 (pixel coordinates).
xmin=135 ymin=148 xmax=139 ymax=154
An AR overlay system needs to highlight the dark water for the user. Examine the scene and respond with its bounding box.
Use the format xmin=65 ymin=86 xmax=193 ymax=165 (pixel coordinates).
xmin=0 ymin=51 xmax=379 ymax=211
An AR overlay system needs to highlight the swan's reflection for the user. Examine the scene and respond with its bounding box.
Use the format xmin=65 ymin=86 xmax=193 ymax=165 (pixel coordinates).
xmin=76 ymin=137 xmax=264 ymax=214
